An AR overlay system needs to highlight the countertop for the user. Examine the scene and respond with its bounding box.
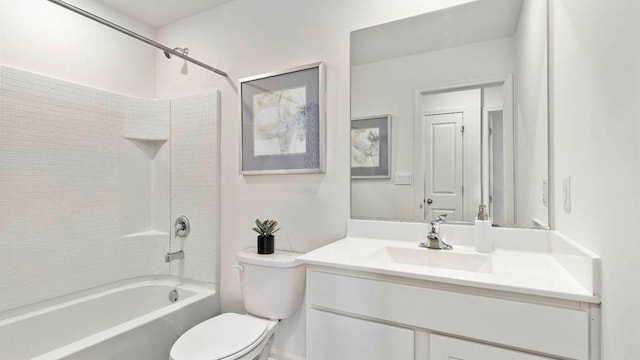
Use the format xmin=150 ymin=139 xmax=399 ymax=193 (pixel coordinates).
xmin=298 ymin=237 xmax=600 ymax=303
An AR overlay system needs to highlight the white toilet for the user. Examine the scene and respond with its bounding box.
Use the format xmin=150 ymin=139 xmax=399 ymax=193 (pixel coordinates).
xmin=170 ymin=249 xmax=305 ymax=360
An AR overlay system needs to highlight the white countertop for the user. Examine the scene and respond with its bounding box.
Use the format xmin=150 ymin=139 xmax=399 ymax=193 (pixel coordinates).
xmin=298 ymin=237 xmax=600 ymax=303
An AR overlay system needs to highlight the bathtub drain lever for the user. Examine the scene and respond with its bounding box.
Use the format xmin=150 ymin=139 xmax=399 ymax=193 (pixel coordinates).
xmin=165 ymin=250 xmax=185 ymax=263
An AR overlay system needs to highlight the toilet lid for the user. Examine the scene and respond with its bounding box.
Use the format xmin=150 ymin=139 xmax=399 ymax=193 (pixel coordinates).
xmin=170 ymin=313 xmax=268 ymax=360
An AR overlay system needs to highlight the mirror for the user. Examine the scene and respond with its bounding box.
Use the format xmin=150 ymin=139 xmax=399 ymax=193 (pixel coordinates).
xmin=350 ymin=0 xmax=549 ymax=228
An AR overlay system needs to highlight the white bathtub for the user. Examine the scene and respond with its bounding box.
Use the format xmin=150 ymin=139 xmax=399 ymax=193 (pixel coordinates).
xmin=0 ymin=277 xmax=218 ymax=360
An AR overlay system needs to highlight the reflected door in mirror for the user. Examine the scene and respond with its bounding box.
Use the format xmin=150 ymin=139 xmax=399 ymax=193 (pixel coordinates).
xmin=424 ymin=112 xmax=463 ymax=221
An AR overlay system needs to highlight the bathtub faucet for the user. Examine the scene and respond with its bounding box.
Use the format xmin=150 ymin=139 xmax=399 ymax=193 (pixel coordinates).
xmin=165 ymin=250 xmax=185 ymax=263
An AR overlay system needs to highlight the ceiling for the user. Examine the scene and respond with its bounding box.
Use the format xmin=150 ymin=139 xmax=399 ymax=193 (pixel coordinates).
xmin=94 ymin=0 xmax=235 ymax=28
xmin=351 ymin=0 xmax=524 ymax=65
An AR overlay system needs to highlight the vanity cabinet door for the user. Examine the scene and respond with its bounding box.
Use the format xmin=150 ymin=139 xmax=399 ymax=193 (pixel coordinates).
xmin=430 ymin=334 xmax=554 ymax=360
xmin=307 ymin=270 xmax=589 ymax=359
xmin=307 ymin=309 xmax=414 ymax=360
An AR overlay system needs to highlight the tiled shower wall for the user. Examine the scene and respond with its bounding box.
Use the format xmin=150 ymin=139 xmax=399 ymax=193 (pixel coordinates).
xmin=170 ymin=92 xmax=220 ymax=284
xmin=0 ymin=66 xmax=219 ymax=313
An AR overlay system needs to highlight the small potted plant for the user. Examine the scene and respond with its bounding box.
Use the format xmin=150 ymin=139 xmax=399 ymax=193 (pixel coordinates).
xmin=252 ymin=218 xmax=279 ymax=254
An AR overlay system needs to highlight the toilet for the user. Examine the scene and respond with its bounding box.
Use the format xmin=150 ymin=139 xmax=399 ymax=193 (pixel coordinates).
xmin=170 ymin=249 xmax=305 ymax=360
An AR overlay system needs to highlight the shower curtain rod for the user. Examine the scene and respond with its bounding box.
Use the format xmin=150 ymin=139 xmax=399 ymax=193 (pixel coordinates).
xmin=47 ymin=0 xmax=228 ymax=77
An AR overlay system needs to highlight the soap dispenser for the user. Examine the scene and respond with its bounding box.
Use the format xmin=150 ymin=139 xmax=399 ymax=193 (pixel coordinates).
xmin=474 ymin=205 xmax=493 ymax=253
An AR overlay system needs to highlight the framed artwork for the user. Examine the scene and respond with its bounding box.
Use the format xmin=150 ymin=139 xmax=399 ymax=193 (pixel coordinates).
xmin=240 ymin=62 xmax=325 ymax=175
xmin=351 ymin=115 xmax=391 ymax=178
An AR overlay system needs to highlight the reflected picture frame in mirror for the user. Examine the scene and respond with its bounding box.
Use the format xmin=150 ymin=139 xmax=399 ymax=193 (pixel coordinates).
xmin=351 ymin=115 xmax=391 ymax=179
xmin=350 ymin=0 xmax=550 ymax=229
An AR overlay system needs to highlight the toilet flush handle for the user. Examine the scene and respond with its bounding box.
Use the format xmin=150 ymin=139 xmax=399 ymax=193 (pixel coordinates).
xmin=233 ymin=264 xmax=244 ymax=272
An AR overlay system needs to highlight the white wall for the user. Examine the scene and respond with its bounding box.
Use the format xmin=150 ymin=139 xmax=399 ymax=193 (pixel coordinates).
xmin=514 ymin=0 xmax=548 ymax=226
xmin=551 ymin=0 xmax=640 ymax=358
xmin=483 ymin=86 xmax=504 ymax=109
xmin=0 ymin=0 xmax=157 ymax=98
xmin=155 ymin=0 xmax=476 ymax=356
xmin=351 ymin=37 xmax=515 ymax=220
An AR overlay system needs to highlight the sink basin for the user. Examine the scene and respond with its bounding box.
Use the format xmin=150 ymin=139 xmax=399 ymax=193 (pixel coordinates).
xmin=366 ymin=246 xmax=492 ymax=273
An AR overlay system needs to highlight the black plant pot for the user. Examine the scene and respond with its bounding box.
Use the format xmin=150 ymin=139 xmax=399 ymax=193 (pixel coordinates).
xmin=257 ymin=235 xmax=274 ymax=254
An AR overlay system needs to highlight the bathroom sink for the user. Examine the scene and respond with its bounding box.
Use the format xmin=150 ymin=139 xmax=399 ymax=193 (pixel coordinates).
xmin=366 ymin=246 xmax=492 ymax=273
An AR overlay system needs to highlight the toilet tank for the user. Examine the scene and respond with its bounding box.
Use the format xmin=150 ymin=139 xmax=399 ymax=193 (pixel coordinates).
xmin=237 ymin=249 xmax=306 ymax=320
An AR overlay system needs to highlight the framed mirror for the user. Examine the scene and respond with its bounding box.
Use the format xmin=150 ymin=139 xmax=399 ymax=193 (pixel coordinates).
xmin=350 ymin=0 xmax=549 ymax=228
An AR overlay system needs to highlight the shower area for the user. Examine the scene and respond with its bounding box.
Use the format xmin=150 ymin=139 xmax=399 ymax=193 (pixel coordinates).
xmin=0 ymin=64 xmax=222 ymax=357
xmin=0 ymin=1 xmax=223 ymax=358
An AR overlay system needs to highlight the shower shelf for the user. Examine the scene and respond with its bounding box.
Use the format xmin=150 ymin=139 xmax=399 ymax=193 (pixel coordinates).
xmin=124 ymin=136 xmax=169 ymax=141
xmin=123 ymin=231 xmax=170 ymax=239
xmin=124 ymin=137 xmax=168 ymax=159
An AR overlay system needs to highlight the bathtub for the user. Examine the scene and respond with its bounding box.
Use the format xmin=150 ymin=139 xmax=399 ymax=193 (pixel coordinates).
xmin=0 ymin=277 xmax=218 ymax=360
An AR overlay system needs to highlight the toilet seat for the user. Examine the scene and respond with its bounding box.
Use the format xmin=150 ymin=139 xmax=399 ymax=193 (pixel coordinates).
xmin=170 ymin=313 xmax=270 ymax=360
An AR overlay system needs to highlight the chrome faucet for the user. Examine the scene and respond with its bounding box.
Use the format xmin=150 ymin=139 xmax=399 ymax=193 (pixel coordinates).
xmin=174 ymin=215 xmax=190 ymax=238
xmin=419 ymin=215 xmax=452 ymax=250
xmin=165 ymin=250 xmax=184 ymax=263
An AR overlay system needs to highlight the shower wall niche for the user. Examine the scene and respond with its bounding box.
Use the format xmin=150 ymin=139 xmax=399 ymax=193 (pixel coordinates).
xmin=121 ymin=99 xmax=170 ymax=239
xmin=0 ymin=66 xmax=219 ymax=313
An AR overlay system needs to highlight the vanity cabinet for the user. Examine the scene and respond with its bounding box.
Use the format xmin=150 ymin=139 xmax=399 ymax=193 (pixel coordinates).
xmin=308 ymin=309 xmax=414 ymax=360
xmin=430 ymin=334 xmax=551 ymax=360
xmin=306 ymin=269 xmax=597 ymax=360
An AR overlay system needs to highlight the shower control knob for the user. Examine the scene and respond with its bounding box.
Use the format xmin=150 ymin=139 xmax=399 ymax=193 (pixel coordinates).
xmin=174 ymin=215 xmax=190 ymax=238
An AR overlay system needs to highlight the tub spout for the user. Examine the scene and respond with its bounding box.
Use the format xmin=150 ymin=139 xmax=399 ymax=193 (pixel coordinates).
xmin=165 ymin=250 xmax=184 ymax=263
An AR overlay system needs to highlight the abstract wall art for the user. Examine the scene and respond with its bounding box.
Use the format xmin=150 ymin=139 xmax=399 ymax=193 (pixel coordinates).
xmin=240 ymin=62 xmax=325 ymax=175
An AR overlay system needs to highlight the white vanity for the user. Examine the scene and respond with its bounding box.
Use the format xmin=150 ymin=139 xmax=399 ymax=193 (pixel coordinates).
xmin=326 ymin=0 xmax=600 ymax=357
xmin=298 ymin=220 xmax=601 ymax=360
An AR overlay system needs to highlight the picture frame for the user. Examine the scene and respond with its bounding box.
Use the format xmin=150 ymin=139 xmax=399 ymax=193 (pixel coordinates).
xmin=240 ymin=62 xmax=325 ymax=175
xmin=351 ymin=115 xmax=391 ymax=179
